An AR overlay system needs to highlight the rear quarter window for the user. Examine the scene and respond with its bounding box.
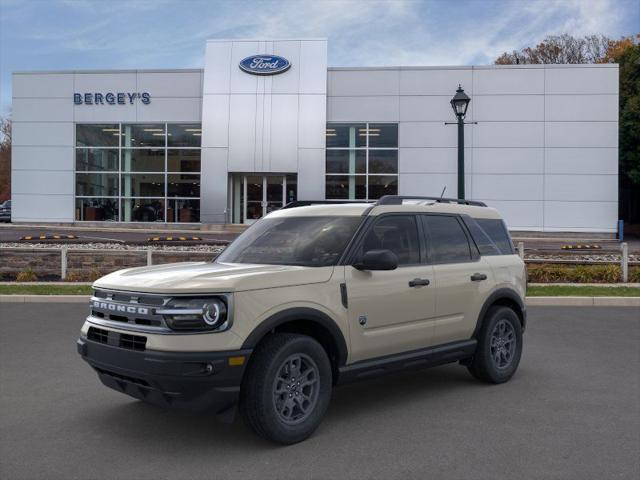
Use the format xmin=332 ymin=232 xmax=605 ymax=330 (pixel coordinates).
xmin=473 ymin=218 xmax=515 ymax=255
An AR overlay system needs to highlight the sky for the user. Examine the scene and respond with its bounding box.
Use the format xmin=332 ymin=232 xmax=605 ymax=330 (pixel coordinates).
xmin=0 ymin=0 xmax=638 ymax=115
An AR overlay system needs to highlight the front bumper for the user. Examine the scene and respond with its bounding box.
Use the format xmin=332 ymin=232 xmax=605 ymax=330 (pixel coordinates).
xmin=77 ymin=336 xmax=252 ymax=414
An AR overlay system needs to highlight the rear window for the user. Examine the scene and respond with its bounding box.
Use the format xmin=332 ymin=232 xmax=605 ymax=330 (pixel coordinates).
xmin=468 ymin=218 xmax=514 ymax=255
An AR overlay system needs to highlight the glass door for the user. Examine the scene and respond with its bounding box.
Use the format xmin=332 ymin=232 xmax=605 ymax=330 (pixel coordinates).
xmin=244 ymin=175 xmax=264 ymax=224
xmin=233 ymin=174 xmax=296 ymax=224
xmin=266 ymin=176 xmax=285 ymax=214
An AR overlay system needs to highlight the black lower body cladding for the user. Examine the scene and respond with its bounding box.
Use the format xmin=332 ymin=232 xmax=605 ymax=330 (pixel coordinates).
xmin=77 ymin=336 xmax=252 ymax=414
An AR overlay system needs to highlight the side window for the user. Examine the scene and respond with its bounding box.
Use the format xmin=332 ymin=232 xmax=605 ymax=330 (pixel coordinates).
xmin=360 ymin=215 xmax=420 ymax=265
xmin=462 ymin=216 xmax=501 ymax=256
xmin=422 ymin=215 xmax=472 ymax=264
xmin=476 ymin=218 xmax=514 ymax=255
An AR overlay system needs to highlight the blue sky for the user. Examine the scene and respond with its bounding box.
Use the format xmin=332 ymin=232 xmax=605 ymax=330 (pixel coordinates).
xmin=1 ymin=0 xmax=638 ymax=115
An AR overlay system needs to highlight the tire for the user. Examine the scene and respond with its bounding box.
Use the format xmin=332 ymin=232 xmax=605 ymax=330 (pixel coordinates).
xmin=239 ymin=333 xmax=332 ymax=444
xmin=467 ymin=306 xmax=523 ymax=384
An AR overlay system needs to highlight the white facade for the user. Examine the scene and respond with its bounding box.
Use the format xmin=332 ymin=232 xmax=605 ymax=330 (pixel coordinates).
xmin=11 ymin=38 xmax=619 ymax=232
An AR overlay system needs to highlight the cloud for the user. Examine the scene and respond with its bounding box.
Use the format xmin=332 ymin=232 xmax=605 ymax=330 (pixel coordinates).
xmin=1 ymin=0 xmax=637 ymax=114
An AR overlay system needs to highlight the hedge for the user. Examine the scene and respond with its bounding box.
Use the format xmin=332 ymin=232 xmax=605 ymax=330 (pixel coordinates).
xmin=527 ymin=264 xmax=640 ymax=283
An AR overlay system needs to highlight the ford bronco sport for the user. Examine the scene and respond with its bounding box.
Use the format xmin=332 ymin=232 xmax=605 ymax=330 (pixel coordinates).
xmin=77 ymin=195 xmax=526 ymax=444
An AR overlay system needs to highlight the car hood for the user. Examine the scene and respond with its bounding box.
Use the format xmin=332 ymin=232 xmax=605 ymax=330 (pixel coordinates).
xmin=93 ymin=261 xmax=335 ymax=294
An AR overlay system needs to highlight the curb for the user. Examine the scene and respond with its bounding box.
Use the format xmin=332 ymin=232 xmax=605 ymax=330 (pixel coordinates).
xmin=525 ymin=296 xmax=640 ymax=306
xmin=0 ymin=223 xmax=246 ymax=235
xmin=528 ymin=283 xmax=640 ymax=288
xmin=0 ymin=282 xmax=93 ymax=286
xmin=1 ymin=295 xmax=639 ymax=307
xmin=0 ymin=295 xmax=90 ymax=303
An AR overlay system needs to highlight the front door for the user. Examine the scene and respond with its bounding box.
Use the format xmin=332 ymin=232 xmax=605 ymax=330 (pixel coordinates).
xmin=345 ymin=214 xmax=437 ymax=362
xmin=232 ymin=174 xmax=297 ymax=224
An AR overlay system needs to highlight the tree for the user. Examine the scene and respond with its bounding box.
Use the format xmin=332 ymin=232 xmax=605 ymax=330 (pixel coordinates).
xmin=495 ymin=34 xmax=610 ymax=64
xmin=495 ymin=34 xmax=640 ymax=225
xmin=0 ymin=116 xmax=10 ymax=202
xmin=603 ymin=35 xmax=640 ymax=185
xmin=605 ymin=35 xmax=640 ymax=225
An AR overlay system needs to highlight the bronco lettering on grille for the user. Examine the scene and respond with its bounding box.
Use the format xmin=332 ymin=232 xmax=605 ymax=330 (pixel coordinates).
xmin=92 ymin=300 xmax=149 ymax=315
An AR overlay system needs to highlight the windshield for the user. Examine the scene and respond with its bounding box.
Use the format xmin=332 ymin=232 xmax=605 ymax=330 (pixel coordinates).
xmin=217 ymin=216 xmax=362 ymax=267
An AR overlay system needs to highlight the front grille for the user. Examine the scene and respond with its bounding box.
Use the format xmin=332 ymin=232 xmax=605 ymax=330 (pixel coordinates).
xmin=87 ymin=327 xmax=108 ymax=344
xmin=86 ymin=326 xmax=147 ymax=352
xmin=94 ymin=289 xmax=165 ymax=306
xmin=90 ymin=289 xmax=170 ymax=332
xmin=119 ymin=333 xmax=147 ymax=351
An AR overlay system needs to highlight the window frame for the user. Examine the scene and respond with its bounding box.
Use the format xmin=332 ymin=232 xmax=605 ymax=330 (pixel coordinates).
xmin=325 ymin=122 xmax=399 ymax=201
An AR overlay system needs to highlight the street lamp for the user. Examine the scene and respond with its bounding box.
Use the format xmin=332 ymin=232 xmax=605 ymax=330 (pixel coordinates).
xmin=447 ymin=85 xmax=472 ymax=199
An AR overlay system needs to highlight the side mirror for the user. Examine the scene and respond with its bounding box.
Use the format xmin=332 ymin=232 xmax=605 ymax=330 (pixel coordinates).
xmin=353 ymin=249 xmax=398 ymax=271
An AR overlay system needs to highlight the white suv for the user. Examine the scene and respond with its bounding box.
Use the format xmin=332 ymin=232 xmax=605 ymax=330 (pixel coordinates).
xmin=78 ymin=195 xmax=527 ymax=444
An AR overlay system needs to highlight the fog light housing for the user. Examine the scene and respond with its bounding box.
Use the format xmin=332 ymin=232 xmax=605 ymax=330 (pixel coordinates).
xmin=159 ymin=297 xmax=229 ymax=332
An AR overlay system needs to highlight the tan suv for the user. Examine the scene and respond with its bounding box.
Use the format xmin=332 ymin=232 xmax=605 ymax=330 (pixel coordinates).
xmin=77 ymin=195 xmax=526 ymax=444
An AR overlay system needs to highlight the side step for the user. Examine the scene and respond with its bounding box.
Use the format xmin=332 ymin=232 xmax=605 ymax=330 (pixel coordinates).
xmin=337 ymin=339 xmax=477 ymax=385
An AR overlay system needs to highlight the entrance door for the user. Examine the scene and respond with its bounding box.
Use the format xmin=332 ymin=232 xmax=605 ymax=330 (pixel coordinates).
xmin=233 ymin=175 xmax=296 ymax=224
xmin=244 ymin=175 xmax=264 ymax=224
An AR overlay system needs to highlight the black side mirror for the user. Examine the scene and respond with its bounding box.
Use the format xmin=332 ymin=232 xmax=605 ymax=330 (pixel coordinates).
xmin=354 ymin=249 xmax=398 ymax=271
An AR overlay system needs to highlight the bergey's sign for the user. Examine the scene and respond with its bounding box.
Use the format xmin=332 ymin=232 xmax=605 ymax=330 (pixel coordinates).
xmin=74 ymin=92 xmax=151 ymax=105
xmin=239 ymin=55 xmax=291 ymax=75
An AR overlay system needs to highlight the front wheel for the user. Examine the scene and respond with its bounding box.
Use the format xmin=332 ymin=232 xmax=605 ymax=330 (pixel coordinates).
xmin=467 ymin=306 xmax=523 ymax=384
xmin=239 ymin=333 xmax=332 ymax=444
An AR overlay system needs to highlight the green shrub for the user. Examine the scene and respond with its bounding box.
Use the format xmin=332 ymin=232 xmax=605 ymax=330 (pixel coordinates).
xmin=64 ymin=271 xmax=85 ymax=282
xmin=16 ymin=267 xmax=38 ymax=282
xmin=527 ymin=264 xmax=623 ymax=283
xmin=629 ymin=266 xmax=640 ymax=283
xmin=88 ymin=268 xmax=103 ymax=282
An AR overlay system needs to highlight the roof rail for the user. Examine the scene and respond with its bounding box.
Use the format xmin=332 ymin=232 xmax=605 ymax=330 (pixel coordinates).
xmin=376 ymin=195 xmax=487 ymax=207
xmin=281 ymin=200 xmax=375 ymax=210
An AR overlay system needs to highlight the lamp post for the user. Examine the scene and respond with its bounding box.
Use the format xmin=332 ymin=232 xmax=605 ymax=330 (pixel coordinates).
xmin=447 ymin=85 xmax=471 ymax=199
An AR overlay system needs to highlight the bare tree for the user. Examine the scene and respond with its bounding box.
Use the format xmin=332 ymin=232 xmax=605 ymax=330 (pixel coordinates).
xmin=495 ymin=34 xmax=610 ymax=64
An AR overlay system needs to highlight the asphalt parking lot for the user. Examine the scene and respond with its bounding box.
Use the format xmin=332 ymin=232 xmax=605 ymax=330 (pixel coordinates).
xmin=1 ymin=304 xmax=638 ymax=480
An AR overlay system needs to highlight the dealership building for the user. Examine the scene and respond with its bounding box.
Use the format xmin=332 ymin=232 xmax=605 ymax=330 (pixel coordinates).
xmin=11 ymin=39 xmax=619 ymax=232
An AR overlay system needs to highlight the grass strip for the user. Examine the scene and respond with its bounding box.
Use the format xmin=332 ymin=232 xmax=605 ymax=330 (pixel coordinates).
xmin=527 ymin=285 xmax=640 ymax=297
xmin=0 ymin=284 xmax=93 ymax=295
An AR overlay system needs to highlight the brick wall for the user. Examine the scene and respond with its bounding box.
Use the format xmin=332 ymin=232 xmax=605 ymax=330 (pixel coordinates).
xmin=0 ymin=250 xmax=61 ymax=279
xmin=0 ymin=249 xmax=219 ymax=281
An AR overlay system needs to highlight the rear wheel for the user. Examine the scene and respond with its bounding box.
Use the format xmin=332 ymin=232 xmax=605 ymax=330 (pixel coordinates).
xmin=468 ymin=306 xmax=522 ymax=384
xmin=239 ymin=333 xmax=332 ymax=444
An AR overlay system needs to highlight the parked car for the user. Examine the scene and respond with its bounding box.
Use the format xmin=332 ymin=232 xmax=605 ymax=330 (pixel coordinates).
xmin=0 ymin=200 xmax=11 ymax=222
xmin=77 ymin=195 xmax=526 ymax=444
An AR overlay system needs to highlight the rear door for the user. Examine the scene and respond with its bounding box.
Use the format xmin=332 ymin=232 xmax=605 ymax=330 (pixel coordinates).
xmin=345 ymin=214 xmax=436 ymax=362
xmin=421 ymin=214 xmax=493 ymax=345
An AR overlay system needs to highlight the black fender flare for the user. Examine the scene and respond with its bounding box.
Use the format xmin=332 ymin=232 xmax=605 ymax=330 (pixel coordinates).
xmin=472 ymin=288 xmax=527 ymax=338
xmin=241 ymin=307 xmax=349 ymax=367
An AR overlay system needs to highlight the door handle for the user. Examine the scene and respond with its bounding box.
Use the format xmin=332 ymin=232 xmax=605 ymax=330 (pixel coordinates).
xmin=470 ymin=273 xmax=487 ymax=281
xmin=409 ymin=278 xmax=430 ymax=287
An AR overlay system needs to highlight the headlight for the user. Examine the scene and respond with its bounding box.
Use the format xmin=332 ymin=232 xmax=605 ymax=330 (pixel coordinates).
xmin=157 ymin=297 xmax=230 ymax=332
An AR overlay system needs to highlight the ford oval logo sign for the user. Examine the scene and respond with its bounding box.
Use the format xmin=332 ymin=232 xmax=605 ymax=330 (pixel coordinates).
xmin=239 ymin=55 xmax=291 ymax=75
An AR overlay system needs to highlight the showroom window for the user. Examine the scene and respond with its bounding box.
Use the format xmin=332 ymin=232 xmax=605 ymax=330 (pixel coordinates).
xmin=75 ymin=123 xmax=201 ymax=222
xmin=325 ymin=123 xmax=398 ymax=200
